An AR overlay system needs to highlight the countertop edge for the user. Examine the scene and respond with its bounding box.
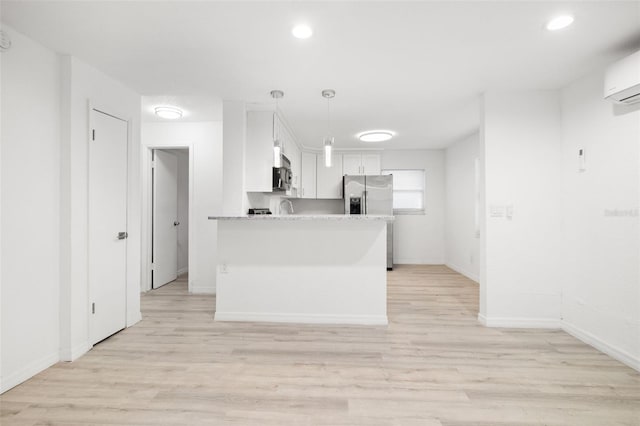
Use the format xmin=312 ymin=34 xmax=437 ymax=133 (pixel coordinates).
xmin=208 ymin=214 xmax=394 ymax=221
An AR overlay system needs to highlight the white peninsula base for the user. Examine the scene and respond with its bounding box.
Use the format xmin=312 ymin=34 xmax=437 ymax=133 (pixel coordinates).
xmin=210 ymin=215 xmax=390 ymax=325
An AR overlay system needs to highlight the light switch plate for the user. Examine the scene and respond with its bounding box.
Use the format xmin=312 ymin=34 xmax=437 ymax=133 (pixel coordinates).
xmin=490 ymin=205 xmax=505 ymax=218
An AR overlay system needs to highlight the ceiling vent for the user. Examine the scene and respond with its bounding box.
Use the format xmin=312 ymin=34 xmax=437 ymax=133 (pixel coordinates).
xmin=604 ymin=50 xmax=640 ymax=105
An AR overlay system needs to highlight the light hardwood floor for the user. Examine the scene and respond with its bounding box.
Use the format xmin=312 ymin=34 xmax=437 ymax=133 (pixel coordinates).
xmin=1 ymin=266 xmax=639 ymax=425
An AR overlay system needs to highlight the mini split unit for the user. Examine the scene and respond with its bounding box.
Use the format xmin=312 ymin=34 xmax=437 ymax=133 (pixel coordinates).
xmin=604 ymin=49 xmax=640 ymax=105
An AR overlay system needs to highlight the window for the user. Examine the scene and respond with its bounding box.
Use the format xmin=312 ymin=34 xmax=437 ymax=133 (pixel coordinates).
xmin=382 ymin=169 xmax=425 ymax=214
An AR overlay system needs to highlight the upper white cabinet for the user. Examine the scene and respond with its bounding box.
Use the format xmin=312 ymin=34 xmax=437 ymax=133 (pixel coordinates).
xmin=362 ymin=154 xmax=381 ymax=175
xmin=342 ymin=153 xmax=381 ymax=176
xmin=301 ymin=152 xmax=317 ymax=199
xmin=317 ymin=154 xmax=343 ymax=199
xmin=245 ymin=110 xmax=301 ymax=195
xmin=342 ymin=154 xmax=362 ymax=175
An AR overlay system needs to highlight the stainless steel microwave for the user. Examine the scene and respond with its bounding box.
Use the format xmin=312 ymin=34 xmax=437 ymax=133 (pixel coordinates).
xmin=272 ymin=155 xmax=292 ymax=191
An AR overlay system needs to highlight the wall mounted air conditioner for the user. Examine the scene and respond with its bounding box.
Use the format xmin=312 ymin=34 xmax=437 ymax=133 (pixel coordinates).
xmin=604 ymin=49 xmax=640 ymax=105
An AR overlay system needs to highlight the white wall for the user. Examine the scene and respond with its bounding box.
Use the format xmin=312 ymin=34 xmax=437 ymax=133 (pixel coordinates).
xmin=480 ymin=91 xmax=563 ymax=327
xmin=222 ymin=101 xmax=247 ymax=215
xmin=1 ymin=25 xmax=61 ymax=393
xmin=177 ymin=151 xmax=189 ymax=275
xmin=445 ymin=133 xmax=480 ymax=282
xmin=0 ymin=21 xmax=3 ymax=392
xmin=59 ymin=55 xmax=141 ymax=362
xmin=560 ymin=67 xmax=640 ymax=370
xmin=142 ymin=122 xmax=223 ymax=294
xmin=381 ymin=150 xmax=445 ymax=264
xmin=1 ymin=26 xmax=142 ymax=392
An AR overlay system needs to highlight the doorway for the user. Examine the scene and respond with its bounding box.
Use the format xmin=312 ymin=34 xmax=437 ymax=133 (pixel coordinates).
xmin=152 ymin=148 xmax=190 ymax=289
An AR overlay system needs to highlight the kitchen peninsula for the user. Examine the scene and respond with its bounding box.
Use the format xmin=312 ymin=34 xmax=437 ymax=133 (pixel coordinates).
xmin=208 ymin=214 xmax=392 ymax=325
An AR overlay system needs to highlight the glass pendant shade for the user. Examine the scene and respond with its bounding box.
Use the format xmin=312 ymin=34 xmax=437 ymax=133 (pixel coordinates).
xmin=273 ymin=139 xmax=282 ymax=168
xmin=270 ymin=90 xmax=285 ymax=168
xmin=324 ymin=136 xmax=334 ymax=168
xmin=321 ymin=89 xmax=336 ymax=168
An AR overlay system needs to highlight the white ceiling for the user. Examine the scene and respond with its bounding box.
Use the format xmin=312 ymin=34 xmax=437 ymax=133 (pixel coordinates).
xmin=2 ymin=1 xmax=639 ymax=149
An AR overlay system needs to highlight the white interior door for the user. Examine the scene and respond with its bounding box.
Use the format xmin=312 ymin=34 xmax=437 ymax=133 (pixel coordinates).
xmin=153 ymin=150 xmax=178 ymax=288
xmin=89 ymin=109 xmax=128 ymax=345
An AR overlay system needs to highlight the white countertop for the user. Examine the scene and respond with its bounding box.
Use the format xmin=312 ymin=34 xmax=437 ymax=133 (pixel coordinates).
xmin=208 ymin=214 xmax=394 ymax=221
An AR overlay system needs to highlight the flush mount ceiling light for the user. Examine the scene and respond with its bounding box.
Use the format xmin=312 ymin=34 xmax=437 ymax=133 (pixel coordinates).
xmin=154 ymin=106 xmax=183 ymax=119
xmin=292 ymin=24 xmax=313 ymax=39
xmin=546 ymin=15 xmax=574 ymax=31
xmin=358 ymin=130 xmax=395 ymax=143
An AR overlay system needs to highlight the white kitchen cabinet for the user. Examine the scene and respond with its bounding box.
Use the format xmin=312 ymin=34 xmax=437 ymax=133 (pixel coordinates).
xmin=317 ymin=154 xmax=343 ymax=199
xmin=300 ymin=151 xmax=317 ymax=199
xmin=245 ymin=110 xmax=302 ymax=194
xmin=362 ymin=154 xmax=381 ymax=175
xmin=342 ymin=153 xmax=381 ymax=176
xmin=342 ymin=154 xmax=362 ymax=175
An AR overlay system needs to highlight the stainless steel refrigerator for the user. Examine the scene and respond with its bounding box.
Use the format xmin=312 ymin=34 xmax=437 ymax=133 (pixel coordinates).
xmin=343 ymin=174 xmax=394 ymax=270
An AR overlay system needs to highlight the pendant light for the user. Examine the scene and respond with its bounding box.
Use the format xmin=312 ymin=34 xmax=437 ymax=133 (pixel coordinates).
xmin=322 ymin=89 xmax=335 ymax=168
xmin=270 ymin=90 xmax=284 ymax=168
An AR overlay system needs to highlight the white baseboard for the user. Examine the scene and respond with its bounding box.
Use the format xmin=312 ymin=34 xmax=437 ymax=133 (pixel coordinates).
xmin=127 ymin=310 xmax=142 ymax=327
xmin=394 ymin=258 xmax=445 ymax=265
xmin=478 ymin=314 xmax=560 ymax=329
xmin=215 ymin=311 xmax=389 ymax=326
xmin=59 ymin=341 xmax=90 ymax=362
xmin=0 ymin=351 xmax=59 ymax=394
xmin=177 ymin=267 xmax=188 ymax=276
xmin=190 ymin=286 xmax=216 ymax=294
xmin=561 ymin=320 xmax=640 ymax=372
xmin=445 ymin=262 xmax=479 ymax=283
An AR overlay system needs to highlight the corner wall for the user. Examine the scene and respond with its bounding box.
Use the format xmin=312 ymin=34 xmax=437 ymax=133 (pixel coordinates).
xmin=560 ymin=67 xmax=640 ymax=370
xmin=480 ymin=91 xmax=563 ymax=327
xmin=445 ymin=133 xmax=480 ymax=282
xmin=59 ymin=55 xmax=142 ymax=362
xmin=222 ymin=101 xmax=247 ymax=215
xmin=1 ymin=25 xmax=143 ymax=392
xmin=1 ymin=25 xmax=61 ymax=392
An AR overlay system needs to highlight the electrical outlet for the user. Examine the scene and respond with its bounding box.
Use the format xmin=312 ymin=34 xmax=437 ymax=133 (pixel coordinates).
xmin=220 ymin=263 xmax=229 ymax=274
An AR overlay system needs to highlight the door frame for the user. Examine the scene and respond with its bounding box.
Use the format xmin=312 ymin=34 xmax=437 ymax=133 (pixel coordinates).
xmin=87 ymin=101 xmax=131 ymax=344
xmin=141 ymin=145 xmax=194 ymax=293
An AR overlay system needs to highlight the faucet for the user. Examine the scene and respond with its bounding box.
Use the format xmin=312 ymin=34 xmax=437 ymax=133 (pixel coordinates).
xmin=279 ymin=199 xmax=294 ymax=215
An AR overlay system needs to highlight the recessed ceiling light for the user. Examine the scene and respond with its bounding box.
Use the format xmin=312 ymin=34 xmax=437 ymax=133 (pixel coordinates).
xmin=155 ymin=106 xmax=183 ymax=120
xmin=358 ymin=130 xmax=395 ymax=143
xmin=292 ymin=24 xmax=313 ymax=39
xmin=546 ymin=15 xmax=574 ymax=31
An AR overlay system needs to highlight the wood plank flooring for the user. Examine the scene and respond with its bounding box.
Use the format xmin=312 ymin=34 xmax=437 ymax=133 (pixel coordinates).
xmin=1 ymin=265 xmax=639 ymax=425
